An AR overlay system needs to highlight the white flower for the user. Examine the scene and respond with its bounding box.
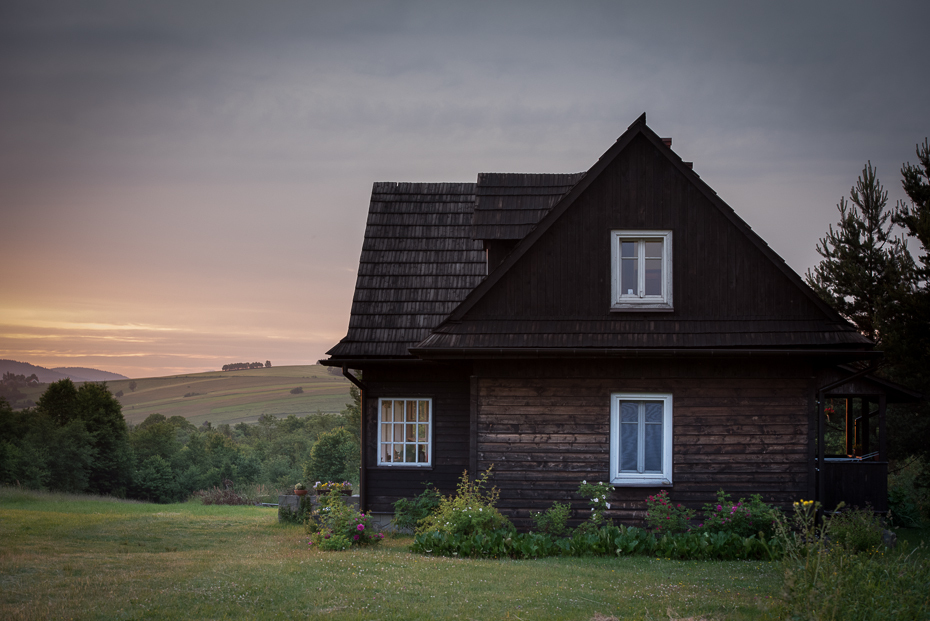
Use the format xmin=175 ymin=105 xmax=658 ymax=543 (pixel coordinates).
xmin=592 ymin=498 xmax=598 ymax=503
xmin=606 ymin=503 xmax=611 ymax=509
xmin=582 ymin=480 xmax=587 ymax=485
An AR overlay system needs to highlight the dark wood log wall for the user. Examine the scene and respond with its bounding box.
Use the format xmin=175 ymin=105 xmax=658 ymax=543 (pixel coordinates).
xmin=475 ymin=358 xmax=815 ymax=528
xmin=362 ymin=363 xmax=472 ymax=513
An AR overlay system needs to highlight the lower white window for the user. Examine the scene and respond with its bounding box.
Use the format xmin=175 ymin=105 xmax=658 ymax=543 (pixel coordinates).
xmin=609 ymin=393 xmax=673 ymax=486
xmin=377 ymin=398 xmax=432 ymax=466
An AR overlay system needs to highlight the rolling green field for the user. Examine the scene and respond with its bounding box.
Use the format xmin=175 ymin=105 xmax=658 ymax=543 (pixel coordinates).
xmin=0 ymin=488 xmax=785 ymax=621
xmin=19 ymin=365 xmax=353 ymax=427
xmin=110 ymin=365 xmax=353 ymax=427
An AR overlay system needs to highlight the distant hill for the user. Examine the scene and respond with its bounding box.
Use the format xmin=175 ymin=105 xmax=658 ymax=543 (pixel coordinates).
xmin=0 ymin=360 xmax=128 ymax=383
xmin=50 ymin=366 xmax=128 ymax=382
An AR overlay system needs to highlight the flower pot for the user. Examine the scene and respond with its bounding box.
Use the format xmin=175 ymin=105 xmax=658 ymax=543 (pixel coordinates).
xmin=294 ymin=489 xmax=308 ymax=496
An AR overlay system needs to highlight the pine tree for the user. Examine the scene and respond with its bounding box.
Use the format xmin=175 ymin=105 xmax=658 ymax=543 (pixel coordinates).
xmin=805 ymin=162 xmax=914 ymax=343
xmin=895 ymin=138 xmax=930 ymax=279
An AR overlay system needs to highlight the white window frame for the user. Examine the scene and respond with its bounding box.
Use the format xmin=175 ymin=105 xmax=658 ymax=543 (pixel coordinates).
xmin=376 ymin=398 xmax=432 ymax=467
xmin=610 ymin=230 xmax=673 ymax=311
xmin=609 ymin=392 xmax=673 ymax=486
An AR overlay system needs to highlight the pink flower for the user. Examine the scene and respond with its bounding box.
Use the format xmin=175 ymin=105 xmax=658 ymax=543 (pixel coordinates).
xmin=357 ymin=524 xmax=365 ymax=531
xmin=717 ymin=505 xmax=722 ymax=511
xmin=354 ymin=535 xmax=359 ymax=541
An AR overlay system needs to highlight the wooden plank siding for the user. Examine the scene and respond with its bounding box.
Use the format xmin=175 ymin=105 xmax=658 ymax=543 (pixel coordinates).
xmin=361 ymin=364 xmax=472 ymax=513
xmin=473 ymin=358 xmax=814 ymax=528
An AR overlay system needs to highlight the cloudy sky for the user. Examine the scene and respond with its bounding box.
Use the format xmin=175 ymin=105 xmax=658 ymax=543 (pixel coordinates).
xmin=1 ymin=1 xmax=927 ymax=378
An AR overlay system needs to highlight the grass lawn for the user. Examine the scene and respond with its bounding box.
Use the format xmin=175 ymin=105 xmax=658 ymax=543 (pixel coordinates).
xmin=0 ymin=487 xmax=787 ymax=620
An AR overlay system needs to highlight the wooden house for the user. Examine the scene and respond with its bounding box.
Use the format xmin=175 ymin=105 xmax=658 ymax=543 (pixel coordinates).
xmin=323 ymin=114 xmax=915 ymax=526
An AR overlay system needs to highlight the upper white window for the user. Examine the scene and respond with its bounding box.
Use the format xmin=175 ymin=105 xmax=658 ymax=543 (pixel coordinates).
xmin=609 ymin=393 xmax=673 ymax=486
xmin=610 ymin=231 xmax=673 ymax=311
xmin=377 ymin=398 xmax=432 ymax=467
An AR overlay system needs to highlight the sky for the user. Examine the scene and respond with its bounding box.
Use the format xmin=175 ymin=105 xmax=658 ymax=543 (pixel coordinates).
xmin=1 ymin=1 xmax=927 ymax=379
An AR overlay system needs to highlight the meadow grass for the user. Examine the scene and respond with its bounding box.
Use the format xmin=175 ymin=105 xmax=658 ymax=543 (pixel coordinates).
xmin=1 ymin=487 xmax=785 ymax=620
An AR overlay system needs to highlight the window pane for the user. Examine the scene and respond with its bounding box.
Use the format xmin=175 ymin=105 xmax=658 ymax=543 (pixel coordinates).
xmin=620 ymin=422 xmax=638 ymax=471
xmin=644 ymin=423 xmax=662 ymax=472
xmin=381 ymin=443 xmax=391 ymax=463
xmin=393 ymin=423 xmax=404 ymax=442
xmin=406 ymin=423 xmax=415 ymax=442
xmin=620 ymin=401 xmax=638 ymax=423
xmin=645 ymin=241 xmax=662 ymax=258
xmin=406 ymin=401 xmax=416 ymax=422
xmin=405 ymin=444 xmax=416 ymax=463
xmin=381 ymin=423 xmax=391 ymax=443
xmin=417 ymin=445 xmax=428 ymax=463
xmin=644 ymin=258 xmax=662 ymax=296
xmin=393 ymin=401 xmax=405 ymax=422
xmin=621 ymin=240 xmax=636 ymax=258
xmin=381 ymin=401 xmax=392 ymax=423
xmin=644 ymin=402 xmax=663 ymax=423
xmin=393 ymin=446 xmax=403 ymax=462
xmin=621 ymin=258 xmax=637 ymax=295
xmin=417 ymin=424 xmax=427 ymax=441
xmin=418 ymin=400 xmax=429 ymax=422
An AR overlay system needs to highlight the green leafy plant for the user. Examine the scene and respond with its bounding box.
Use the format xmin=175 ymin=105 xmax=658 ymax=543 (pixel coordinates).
xmin=294 ymin=482 xmax=306 ymax=491
xmin=306 ymin=492 xmax=384 ymax=549
xmin=577 ymin=480 xmax=613 ymax=527
xmin=278 ymin=493 xmax=313 ymax=524
xmin=645 ymin=489 xmax=695 ymax=534
xmin=698 ymin=490 xmax=779 ymax=538
xmin=828 ymin=505 xmax=884 ymax=552
xmin=392 ymin=482 xmax=441 ymax=531
xmin=531 ymin=501 xmax=571 ymax=536
xmin=416 ymin=467 xmax=511 ymax=537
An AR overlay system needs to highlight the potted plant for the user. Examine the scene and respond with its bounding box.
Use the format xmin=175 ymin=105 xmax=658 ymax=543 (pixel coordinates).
xmin=294 ymin=482 xmax=308 ymax=496
xmin=313 ymin=481 xmax=353 ymax=496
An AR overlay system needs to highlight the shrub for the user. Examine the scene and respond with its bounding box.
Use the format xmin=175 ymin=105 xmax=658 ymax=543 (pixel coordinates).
xmin=577 ymin=480 xmax=613 ymax=527
xmin=828 ymin=505 xmax=884 ymax=552
xmin=306 ymin=492 xmax=384 ymax=549
xmin=645 ymin=489 xmax=695 ymax=534
xmin=290 ymin=387 xmax=303 ymax=395
xmin=888 ymin=457 xmax=929 ymax=527
xmin=698 ymin=490 xmax=779 ymax=538
xmin=531 ymin=501 xmax=571 ymax=536
xmin=416 ymin=467 xmax=511 ymax=537
xmin=192 ymin=485 xmax=249 ymax=505
xmin=392 ymin=482 xmax=441 ymax=531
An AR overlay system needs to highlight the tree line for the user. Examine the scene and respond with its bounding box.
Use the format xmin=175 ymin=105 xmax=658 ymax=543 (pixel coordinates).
xmin=222 ymin=361 xmax=271 ymax=371
xmin=806 ymin=138 xmax=929 ymax=470
xmin=0 ymin=378 xmax=361 ymax=503
xmin=0 ymin=372 xmax=40 ymax=408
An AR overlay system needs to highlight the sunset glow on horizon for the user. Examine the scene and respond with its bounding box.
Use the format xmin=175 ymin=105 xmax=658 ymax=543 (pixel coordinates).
xmin=2 ymin=2 xmax=926 ymax=378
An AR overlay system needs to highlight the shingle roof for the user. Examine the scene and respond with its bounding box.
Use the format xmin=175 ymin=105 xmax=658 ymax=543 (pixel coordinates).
xmin=326 ymin=182 xmax=486 ymax=359
xmin=327 ymin=116 xmax=874 ymax=362
xmin=415 ymin=318 xmax=871 ymax=351
xmin=473 ymin=172 xmax=585 ymax=240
